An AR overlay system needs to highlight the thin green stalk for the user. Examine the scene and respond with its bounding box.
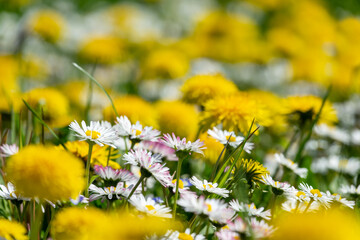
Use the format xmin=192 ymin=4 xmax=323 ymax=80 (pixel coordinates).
xmin=106 ymin=147 xmax=112 ymax=167
xmin=30 ymin=201 xmax=43 ymax=240
xmin=162 ymin=186 xmax=169 ymax=207
xmin=73 ymin=63 xmax=119 ymax=117
xmin=85 ymin=142 xmax=94 ymax=197
xmin=10 ymin=107 xmax=16 ymax=144
xmin=43 ymin=207 xmax=55 ymax=240
xmin=127 ymin=175 xmax=145 ymax=200
xmin=172 ymin=157 xmax=185 ymax=218
xmin=303 ymin=199 xmax=314 ymax=213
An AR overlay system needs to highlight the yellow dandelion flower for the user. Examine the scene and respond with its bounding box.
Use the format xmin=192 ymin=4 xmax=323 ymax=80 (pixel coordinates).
xmin=52 ymin=207 xmax=109 ymax=240
xmin=22 ymin=87 xmax=72 ymax=128
xmin=141 ymin=49 xmax=189 ymax=80
xmin=78 ymin=35 xmax=125 ymax=64
xmin=64 ymin=141 xmax=120 ymax=169
xmin=239 ymin=158 xmax=269 ymax=186
xmin=197 ymin=133 xmax=224 ymax=164
xmin=28 ymin=10 xmax=65 ymax=43
xmin=6 ymin=145 xmax=85 ymax=201
xmin=103 ymin=95 xmax=158 ymax=128
xmin=283 ymin=95 xmax=338 ymax=126
xmin=155 ymin=100 xmax=198 ymax=140
xmin=181 ymin=74 xmax=238 ymax=106
xmin=272 ymin=210 xmax=360 ymax=240
xmin=200 ymin=92 xmax=272 ymax=134
xmin=20 ymin=55 xmax=49 ymax=80
xmin=0 ymin=219 xmax=28 ymax=240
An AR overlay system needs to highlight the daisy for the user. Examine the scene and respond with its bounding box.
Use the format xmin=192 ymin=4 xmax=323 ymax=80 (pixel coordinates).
xmin=0 ymin=182 xmax=28 ymax=201
xmin=129 ymin=121 xmax=161 ymax=142
xmin=94 ymin=165 xmax=136 ymax=183
xmin=69 ymin=120 xmax=117 ymax=147
xmin=0 ymin=144 xmax=19 ymax=157
xmin=284 ymin=187 xmax=311 ymax=202
xmin=163 ymin=228 xmax=205 ymax=240
xmin=136 ymin=140 xmax=178 ymax=161
xmin=250 ymin=218 xmax=275 ymax=239
xmin=189 ymin=176 xmax=230 ymax=198
xmin=88 ymin=182 xmax=133 ymax=201
xmin=162 ymin=133 xmax=205 ymax=155
xmin=114 ymin=115 xmax=132 ymax=136
xmin=260 ymin=174 xmax=291 ymax=195
xmin=274 ymin=153 xmax=308 ymax=178
xmin=215 ymin=229 xmax=240 ymax=240
xmin=123 ymin=149 xmax=172 ymax=187
xmin=229 ymin=200 xmax=271 ymax=220
xmin=325 ymin=191 xmax=355 ymax=209
xmin=169 ymin=178 xmax=191 ymax=194
xmin=340 ymin=184 xmax=360 ymax=196
xmin=207 ymin=127 xmax=254 ymax=153
xmin=129 ymin=194 xmax=171 ymax=218
xmin=299 ymin=183 xmax=332 ymax=208
xmin=282 ymin=199 xmax=320 ymax=213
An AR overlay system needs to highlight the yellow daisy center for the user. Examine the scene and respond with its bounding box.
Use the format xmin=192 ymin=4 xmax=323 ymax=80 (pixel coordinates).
xmin=310 ymin=189 xmax=322 ymax=197
xmin=85 ymin=130 xmax=101 ymax=139
xmin=248 ymin=204 xmax=256 ymax=209
xmin=146 ymin=205 xmax=155 ymax=211
xmin=296 ymin=191 xmax=306 ymax=197
xmin=135 ymin=129 xmax=142 ymax=136
xmin=9 ymin=191 xmax=16 ymax=198
xmin=206 ymin=203 xmax=212 ymax=212
xmin=172 ymin=179 xmax=184 ymax=189
xmin=332 ymin=193 xmax=341 ymax=200
xmin=227 ymin=135 xmax=237 ymax=142
xmin=178 ymin=233 xmax=194 ymax=240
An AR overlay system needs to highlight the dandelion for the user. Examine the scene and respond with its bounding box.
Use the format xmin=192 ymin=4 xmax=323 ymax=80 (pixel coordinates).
xmin=239 ymin=158 xmax=269 ymax=186
xmin=6 ymin=145 xmax=85 ymax=201
xmin=28 ymin=10 xmax=64 ymax=43
xmin=0 ymin=219 xmax=28 ymax=240
xmin=181 ymin=74 xmax=238 ymax=106
xmin=190 ymin=176 xmax=230 ymax=198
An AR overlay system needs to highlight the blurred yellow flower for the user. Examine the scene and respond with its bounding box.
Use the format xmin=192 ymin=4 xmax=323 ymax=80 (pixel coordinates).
xmin=0 ymin=219 xmax=28 ymax=240
xmin=0 ymin=55 xmax=20 ymax=112
xmin=200 ymin=92 xmax=272 ymax=134
xmin=272 ymin=210 xmax=360 ymax=240
xmin=283 ymin=95 xmax=338 ymax=126
xmin=20 ymin=55 xmax=49 ymax=80
xmin=155 ymin=100 xmax=198 ymax=140
xmin=78 ymin=36 xmax=125 ymax=64
xmin=141 ymin=48 xmax=189 ymax=80
xmin=6 ymin=145 xmax=85 ymax=201
xmin=181 ymin=74 xmax=238 ymax=106
xmin=103 ymin=95 xmax=158 ymax=128
xmin=28 ymin=10 xmax=65 ymax=43
xmin=64 ymin=141 xmax=120 ymax=169
xmin=197 ymin=133 xmax=224 ymax=165
xmin=22 ymin=87 xmax=72 ymax=128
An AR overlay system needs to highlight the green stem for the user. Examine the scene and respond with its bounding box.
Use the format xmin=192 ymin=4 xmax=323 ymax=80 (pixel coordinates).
xmin=85 ymin=142 xmax=94 ymax=197
xmin=127 ymin=175 xmax=145 ymax=200
xmin=172 ymin=157 xmax=184 ymax=218
xmin=303 ymin=199 xmax=314 ymax=213
xmin=30 ymin=201 xmax=43 ymax=240
xmin=106 ymin=147 xmax=112 ymax=167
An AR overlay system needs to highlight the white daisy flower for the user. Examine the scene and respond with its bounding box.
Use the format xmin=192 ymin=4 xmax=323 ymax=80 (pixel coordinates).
xmin=129 ymin=194 xmax=171 ymax=218
xmin=114 ymin=115 xmax=132 ymax=136
xmin=94 ymin=165 xmax=136 ymax=182
xmin=169 ymin=178 xmax=191 ymax=194
xmin=314 ymin=124 xmax=350 ymax=144
xmin=299 ymin=183 xmax=332 ymax=208
xmin=340 ymin=184 xmax=360 ymax=196
xmin=0 ymin=144 xmax=19 ymax=157
xmin=162 ymin=133 xmax=205 ymax=155
xmin=69 ymin=120 xmax=117 ymax=147
xmin=274 ymin=153 xmax=308 ymax=178
xmin=0 ymin=182 xmax=28 ymax=201
xmin=215 ymin=229 xmax=240 ymax=240
xmin=227 ymin=217 xmax=247 ymax=233
xmin=282 ymin=199 xmax=320 ymax=213
xmin=312 ymin=156 xmax=360 ymax=176
xmin=189 ymin=176 xmax=230 ymax=198
xmin=229 ymin=199 xmax=271 ymax=220
xmin=284 ymin=186 xmax=311 ymax=202
xmin=130 ymin=122 xmax=161 ymax=142
xmin=325 ymin=191 xmax=355 ymax=209
xmin=136 ymin=140 xmax=178 ymax=161
xmin=88 ymin=182 xmax=133 ymax=201
xmin=250 ymin=218 xmax=275 ymax=239
xmin=261 ymin=174 xmax=292 ymax=195
xmin=123 ymin=149 xmax=172 ymax=187
xmin=162 ymin=228 xmax=205 ymax=240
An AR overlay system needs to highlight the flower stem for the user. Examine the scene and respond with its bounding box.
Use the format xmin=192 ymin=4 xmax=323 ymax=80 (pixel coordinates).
xmin=30 ymin=201 xmax=44 ymax=240
xmin=303 ymin=199 xmax=314 ymax=213
xmin=85 ymin=142 xmax=94 ymax=197
xmin=127 ymin=175 xmax=145 ymax=201
xmin=172 ymin=157 xmax=184 ymax=218
xmin=106 ymin=147 xmax=112 ymax=167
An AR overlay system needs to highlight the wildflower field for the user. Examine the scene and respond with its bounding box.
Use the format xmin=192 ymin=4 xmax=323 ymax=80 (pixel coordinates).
xmin=2 ymin=0 xmax=360 ymax=239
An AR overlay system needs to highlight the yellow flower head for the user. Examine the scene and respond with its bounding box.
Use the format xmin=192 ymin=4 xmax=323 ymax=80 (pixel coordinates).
xmin=200 ymin=92 xmax=272 ymax=134
xmin=272 ymin=210 xmax=360 ymax=240
xmin=197 ymin=133 xmax=224 ymax=164
xmin=141 ymin=48 xmax=189 ymax=80
xmin=28 ymin=10 xmax=65 ymax=43
xmin=0 ymin=219 xmax=28 ymax=240
xmin=22 ymin=87 xmax=72 ymax=128
xmin=64 ymin=141 xmax=120 ymax=169
xmin=283 ymin=95 xmax=338 ymax=126
xmin=103 ymin=95 xmax=158 ymax=128
xmin=78 ymin=35 xmax=125 ymax=64
xmin=155 ymin=100 xmax=198 ymax=140
xmin=181 ymin=74 xmax=238 ymax=106
xmin=239 ymin=158 xmax=269 ymax=186
xmin=6 ymin=145 xmax=85 ymax=201
xmin=52 ymin=207 xmax=109 ymax=240
xmin=20 ymin=55 xmax=49 ymax=80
